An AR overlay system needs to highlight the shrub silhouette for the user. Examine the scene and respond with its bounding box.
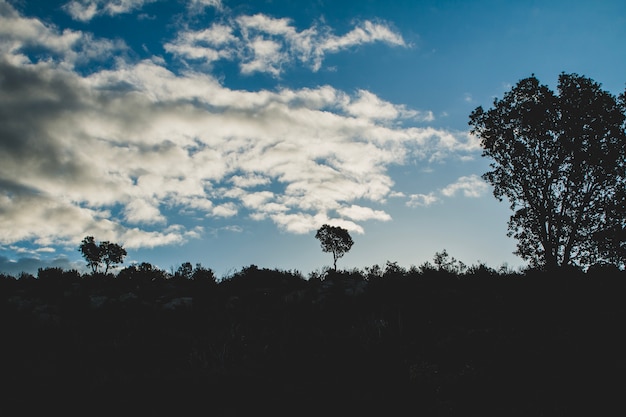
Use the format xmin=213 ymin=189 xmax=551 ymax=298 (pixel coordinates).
xmin=1 ymin=257 xmax=626 ymax=416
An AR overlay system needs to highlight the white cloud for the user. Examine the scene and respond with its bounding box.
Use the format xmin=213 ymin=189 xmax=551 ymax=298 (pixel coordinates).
xmin=0 ymin=2 xmax=126 ymax=67
xmin=120 ymin=228 xmax=187 ymax=249
xmin=336 ymin=205 xmax=392 ymax=222
xmin=0 ymin=2 xmax=480 ymax=253
xmin=63 ymin=0 xmax=157 ymax=22
xmin=166 ymin=13 xmax=408 ymax=76
xmin=188 ymin=0 xmax=223 ymax=11
xmin=164 ymin=23 xmax=238 ymax=63
xmin=212 ymin=203 xmax=239 ymax=217
xmin=407 ymin=193 xmax=440 ymax=207
xmin=343 ymin=89 xmax=433 ymax=122
xmin=240 ymin=191 xmax=275 ymax=208
xmin=230 ymin=174 xmax=271 ymax=188
xmin=321 ymin=20 xmax=406 ymax=52
xmin=441 ymin=175 xmax=488 ymax=198
xmin=123 ymin=198 xmax=166 ymax=225
xmin=406 ymin=175 xmax=488 ymax=208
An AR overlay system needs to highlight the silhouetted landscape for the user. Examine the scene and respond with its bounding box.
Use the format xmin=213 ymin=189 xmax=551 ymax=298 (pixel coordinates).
xmin=2 ymin=260 xmax=626 ymax=416
xmin=2 ymin=0 xmax=626 ymax=412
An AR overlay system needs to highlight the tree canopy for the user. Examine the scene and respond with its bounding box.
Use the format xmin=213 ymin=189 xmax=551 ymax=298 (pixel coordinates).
xmin=469 ymin=73 xmax=626 ymax=270
xmin=79 ymin=236 xmax=127 ymax=274
xmin=315 ymin=224 xmax=354 ymax=271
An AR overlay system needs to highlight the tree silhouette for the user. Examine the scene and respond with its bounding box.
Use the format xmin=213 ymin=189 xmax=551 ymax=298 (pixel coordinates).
xmin=100 ymin=240 xmax=127 ymax=274
xmin=79 ymin=236 xmax=127 ymax=274
xmin=315 ymin=224 xmax=354 ymax=271
xmin=79 ymin=236 xmax=102 ymax=273
xmin=469 ymin=73 xmax=626 ymax=270
xmin=175 ymin=262 xmax=194 ymax=279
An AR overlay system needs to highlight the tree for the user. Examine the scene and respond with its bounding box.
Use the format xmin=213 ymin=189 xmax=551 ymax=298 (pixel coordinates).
xmin=315 ymin=224 xmax=354 ymax=271
xmin=100 ymin=241 xmax=127 ymax=274
xmin=433 ymin=249 xmax=466 ymax=274
xmin=79 ymin=236 xmax=102 ymax=274
xmin=79 ymin=236 xmax=127 ymax=274
xmin=174 ymin=261 xmax=194 ymax=280
xmin=469 ymin=73 xmax=626 ymax=270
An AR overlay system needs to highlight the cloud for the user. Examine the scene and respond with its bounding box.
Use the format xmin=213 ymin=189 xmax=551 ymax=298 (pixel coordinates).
xmin=63 ymin=0 xmax=158 ymax=22
xmin=406 ymin=193 xmax=440 ymax=207
xmin=164 ymin=23 xmax=238 ymax=64
xmin=407 ymin=175 xmax=488 ymax=208
xmin=441 ymin=175 xmax=488 ymax=198
xmin=0 ymin=2 xmax=480 ymax=253
xmin=188 ymin=0 xmax=223 ymax=12
xmin=123 ymin=198 xmax=167 ymax=225
xmin=0 ymin=2 xmax=125 ymax=66
xmin=336 ymin=205 xmax=392 ymax=222
xmin=321 ymin=20 xmax=406 ymax=52
xmin=343 ymin=89 xmax=433 ymax=122
xmin=166 ymin=13 xmax=408 ymax=76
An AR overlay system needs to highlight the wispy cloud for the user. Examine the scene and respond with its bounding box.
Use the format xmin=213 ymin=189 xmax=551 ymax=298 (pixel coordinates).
xmin=407 ymin=175 xmax=488 ymax=208
xmin=166 ymin=13 xmax=408 ymax=76
xmin=441 ymin=175 xmax=488 ymax=198
xmin=343 ymin=89 xmax=434 ymax=122
xmin=406 ymin=193 xmax=440 ymax=207
xmin=188 ymin=0 xmax=223 ymax=12
xmin=0 ymin=1 xmax=479 ymax=252
xmin=63 ymin=0 xmax=158 ymax=22
xmin=0 ymin=2 xmax=125 ymax=66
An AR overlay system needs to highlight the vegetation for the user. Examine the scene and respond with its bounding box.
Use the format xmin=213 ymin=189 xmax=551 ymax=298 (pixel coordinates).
xmin=79 ymin=236 xmax=127 ymax=274
xmin=3 ymin=72 xmax=626 ymax=415
xmin=1 ymin=256 xmax=625 ymax=416
xmin=470 ymin=73 xmax=626 ymax=270
xmin=315 ymin=224 xmax=354 ymax=271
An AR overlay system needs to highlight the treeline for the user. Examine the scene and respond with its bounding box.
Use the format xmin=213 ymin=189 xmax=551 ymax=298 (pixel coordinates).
xmin=1 ymin=260 xmax=626 ymax=416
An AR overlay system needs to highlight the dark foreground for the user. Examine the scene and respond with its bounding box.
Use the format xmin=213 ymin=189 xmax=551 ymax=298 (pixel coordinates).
xmin=2 ymin=265 xmax=626 ymax=416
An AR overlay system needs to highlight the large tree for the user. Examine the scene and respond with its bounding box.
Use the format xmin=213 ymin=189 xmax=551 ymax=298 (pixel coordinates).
xmin=315 ymin=224 xmax=354 ymax=271
xmin=469 ymin=73 xmax=626 ymax=270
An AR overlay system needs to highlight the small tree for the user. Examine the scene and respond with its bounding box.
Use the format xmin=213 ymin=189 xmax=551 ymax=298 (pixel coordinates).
xmin=79 ymin=236 xmax=102 ymax=274
xmin=433 ymin=249 xmax=466 ymax=274
xmin=315 ymin=224 xmax=354 ymax=271
xmin=79 ymin=236 xmax=127 ymax=274
xmin=100 ymin=241 xmax=127 ymax=274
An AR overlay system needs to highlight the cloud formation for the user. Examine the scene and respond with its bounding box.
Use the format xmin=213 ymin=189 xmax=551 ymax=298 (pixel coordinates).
xmin=406 ymin=175 xmax=488 ymax=207
xmin=0 ymin=1 xmax=479 ymax=253
xmin=63 ymin=0 xmax=158 ymax=22
xmin=165 ymin=14 xmax=407 ymax=76
xmin=441 ymin=175 xmax=488 ymax=198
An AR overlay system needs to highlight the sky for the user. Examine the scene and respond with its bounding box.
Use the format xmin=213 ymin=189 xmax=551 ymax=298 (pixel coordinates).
xmin=1 ymin=0 xmax=625 ymax=277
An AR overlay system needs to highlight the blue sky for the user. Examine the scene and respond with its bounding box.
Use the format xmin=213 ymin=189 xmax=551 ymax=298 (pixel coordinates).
xmin=1 ymin=0 xmax=625 ymax=277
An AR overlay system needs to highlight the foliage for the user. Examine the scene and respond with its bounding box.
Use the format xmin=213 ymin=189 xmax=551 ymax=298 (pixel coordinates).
xmin=2 ymin=260 xmax=626 ymax=416
xmin=78 ymin=236 xmax=127 ymax=274
xmin=78 ymin=236 xmax=101 ymax=273
xmin=433 ymin=249 xmax=467 ymax=274
xmin=469 ymin=73 xmax=626 ymax=270
xmin=99 ymin=241 xmax=128 ymax=274
xmin=174 ymin=262 xmax=194 ymax=280
xmin=315 ymin=224 xmax=354 ymax=271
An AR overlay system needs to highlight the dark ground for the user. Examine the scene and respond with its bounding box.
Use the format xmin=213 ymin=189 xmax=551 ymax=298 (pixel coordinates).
xmin=2 ymin=265 xmax=625 ymax=416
